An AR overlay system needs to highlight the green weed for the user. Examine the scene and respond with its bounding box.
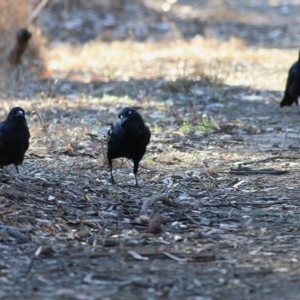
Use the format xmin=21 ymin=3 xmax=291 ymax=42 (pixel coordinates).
xmin=196 ymin=116 xmax=215 ymax=134
xmin=180 ymin=116 xmax=216 ymax=135
xmin=179 ymin=121 xmax=193 ymax=134
xmin=143 ymin=153 xmax=155 ymax=168
xmin=164 ymin=77 xmax=195 ymax=93
xmin=152 ymin=124 xmax=162 ymax=135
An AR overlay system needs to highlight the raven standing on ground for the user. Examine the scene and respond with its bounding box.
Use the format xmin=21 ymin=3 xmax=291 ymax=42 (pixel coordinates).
xmin=107 ymin=107 xmax=151 ymax=185
xmin=280 ymin=50 xmax=300 ymax=113
xmin=0 ymin=107 xmax=30 ymax=172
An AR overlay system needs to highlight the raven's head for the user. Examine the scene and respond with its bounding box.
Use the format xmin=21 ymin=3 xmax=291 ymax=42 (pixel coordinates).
xmin=7 ymin=107 xmax=26 ymax=122
xmin=118 ymin=107 xmax=144 ymax=128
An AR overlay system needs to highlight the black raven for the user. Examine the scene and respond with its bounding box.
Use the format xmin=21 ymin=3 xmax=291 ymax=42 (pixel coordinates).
xmin=107 ymin=107 xmax=151 ymax=185
xmin=280 ymin=50 xmax=300 ymax=113
xmin=0 ymin=107 xmax=30 ymax=172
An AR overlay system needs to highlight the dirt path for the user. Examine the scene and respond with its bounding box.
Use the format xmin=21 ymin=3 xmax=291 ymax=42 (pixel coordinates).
xmin=1 ymin=1 xmax=300 ymax=299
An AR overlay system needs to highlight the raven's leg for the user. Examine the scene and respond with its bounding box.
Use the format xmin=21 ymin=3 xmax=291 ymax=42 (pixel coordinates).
xmin=296 ymin=98 xmax=300 ymax=114
xmin=133 ymin=161 xmax=139 ymax=186
xmin=108 ymin=159 xmax=115 ymax=184
xmin=15 ymin=165 xmax=19 ymax=173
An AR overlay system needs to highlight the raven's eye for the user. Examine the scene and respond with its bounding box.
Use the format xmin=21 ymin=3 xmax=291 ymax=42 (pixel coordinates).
xmin=128 ymin=110 xmax=132 ymax=115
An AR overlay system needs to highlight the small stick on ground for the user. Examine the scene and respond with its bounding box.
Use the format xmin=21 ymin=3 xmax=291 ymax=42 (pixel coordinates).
xmin=140 ymin=194 xmax=169 ymax=215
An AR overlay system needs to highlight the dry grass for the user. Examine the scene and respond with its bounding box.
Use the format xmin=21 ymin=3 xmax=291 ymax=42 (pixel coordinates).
xmin=45 ymin=37 xmax=294 ymax=91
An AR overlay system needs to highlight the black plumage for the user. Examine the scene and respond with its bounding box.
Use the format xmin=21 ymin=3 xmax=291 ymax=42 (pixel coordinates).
xmin=0 ymin=107 xmax=30 ymax=172
xmin=107 ymin=107 xmax=151 ymax=185
xmin=280 ymin=50 xmax=300 ymax=113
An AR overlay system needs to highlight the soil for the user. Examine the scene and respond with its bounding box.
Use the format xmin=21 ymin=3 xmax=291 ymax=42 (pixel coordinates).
xmin=1 ymin=1 xmax=300 ymax=299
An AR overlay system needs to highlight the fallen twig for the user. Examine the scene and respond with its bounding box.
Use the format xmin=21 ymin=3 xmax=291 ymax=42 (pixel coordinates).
xmin=140 ymin=194 xmax=169 ymax=215
xmin=230 ymin=166 xmax=288 ymax=175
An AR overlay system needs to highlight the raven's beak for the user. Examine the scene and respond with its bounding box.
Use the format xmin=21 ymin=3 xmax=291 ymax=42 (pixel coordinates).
xmin=16 ymin=110 xmax=24 ymax=117
xmin=120 ymin=115 xmax=129 ymax=126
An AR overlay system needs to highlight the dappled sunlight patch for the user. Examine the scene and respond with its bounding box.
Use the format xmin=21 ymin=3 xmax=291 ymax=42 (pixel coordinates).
xmin=45 ymin=38 xmax=292 ymax=91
